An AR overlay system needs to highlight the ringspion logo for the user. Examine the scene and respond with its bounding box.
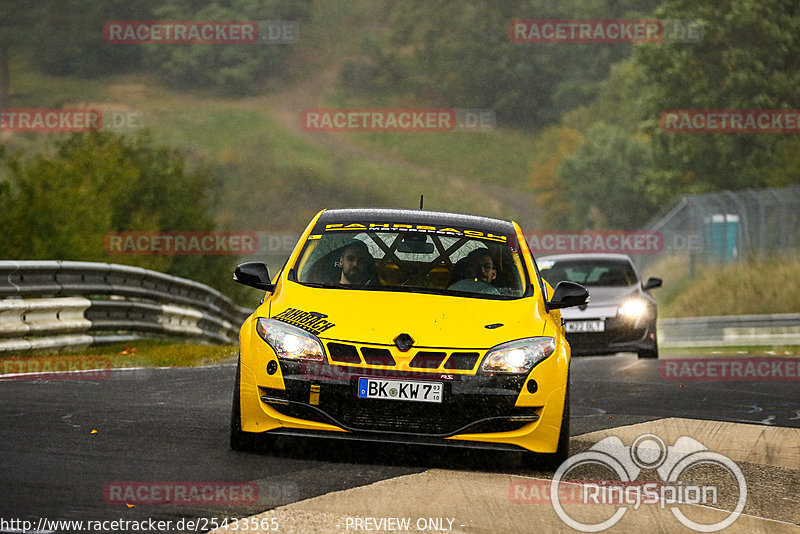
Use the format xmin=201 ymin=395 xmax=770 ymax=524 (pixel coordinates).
xmin=551 ymin=434 xmax=746 ymax=532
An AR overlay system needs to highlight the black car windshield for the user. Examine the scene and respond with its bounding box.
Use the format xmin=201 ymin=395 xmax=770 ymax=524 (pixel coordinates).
xmin=292 ymin=230 xmax=528 ymax=299
xmin=538 ymin=258 xmax=638 ymax=287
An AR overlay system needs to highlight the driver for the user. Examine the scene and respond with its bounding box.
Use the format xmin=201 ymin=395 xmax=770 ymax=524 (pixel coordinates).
xmin=338 ymin=240 xmax=375 ymax=285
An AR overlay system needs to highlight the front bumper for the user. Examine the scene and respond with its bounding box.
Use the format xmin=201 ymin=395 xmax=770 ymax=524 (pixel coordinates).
xmin=238 ymin=344 xmax=569 ymax=454
xmin=566 ymin=315 xmax=657 ymax=355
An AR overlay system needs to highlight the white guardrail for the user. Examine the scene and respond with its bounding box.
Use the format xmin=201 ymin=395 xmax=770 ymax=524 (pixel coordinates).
xmin=658 ymin=313 xmax=800 ymax=348
xmin=0 ymin=261 xmax=251 ymax=353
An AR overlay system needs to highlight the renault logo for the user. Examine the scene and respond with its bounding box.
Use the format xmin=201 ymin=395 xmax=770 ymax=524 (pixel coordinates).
xmin=394 ymin=333 xmax=414 ymax=352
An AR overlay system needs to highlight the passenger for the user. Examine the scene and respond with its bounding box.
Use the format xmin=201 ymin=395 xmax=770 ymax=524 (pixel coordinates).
xmin=466 ymin=248 xmax=497 ymax=284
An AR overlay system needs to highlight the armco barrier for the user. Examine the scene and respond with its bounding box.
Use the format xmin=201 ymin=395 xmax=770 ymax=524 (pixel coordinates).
xmin=658 ymin=313 xmax=800 ymax=348
xmin=0 ymin=261 xmax=251 ymax=352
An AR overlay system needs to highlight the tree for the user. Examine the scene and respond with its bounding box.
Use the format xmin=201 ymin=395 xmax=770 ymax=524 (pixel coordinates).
xmin=529 ymin=126 xmax=584 ymax=229
xmin=0 ymin=132 xmax=244 ymax=299
xmin=635 ymin=0 xmax=800 ymax=192
xmin=144 ymin=0 xmax=312 ymax=94
xmin=0 ymin=4 xmax=47 ymax=109
xmin=345 ymin=0 xmax=660 ymax=127
xmin=557 ymin=124 xmax=660 ymax=229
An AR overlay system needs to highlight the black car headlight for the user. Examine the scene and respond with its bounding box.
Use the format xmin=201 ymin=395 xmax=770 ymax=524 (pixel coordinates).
xmin=479 ymin=337 xmax=556 ymax=374
xmin=256 ymin=318 xmax=325 ymax=362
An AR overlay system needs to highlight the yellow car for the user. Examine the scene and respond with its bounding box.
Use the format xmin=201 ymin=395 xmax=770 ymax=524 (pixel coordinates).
xmin=230 ymin=208 xmax=588 ymax=468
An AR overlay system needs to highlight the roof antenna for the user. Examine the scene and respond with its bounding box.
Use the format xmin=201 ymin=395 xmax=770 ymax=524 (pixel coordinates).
xmin=419 ymin=194 xmax=424 ymax=210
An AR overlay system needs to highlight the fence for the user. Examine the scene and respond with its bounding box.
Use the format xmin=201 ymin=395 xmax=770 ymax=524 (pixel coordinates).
xmin=640 ymin=185 xmax=800 ymax=271
xmin=0 ymin=261 xmax=251 ymax=353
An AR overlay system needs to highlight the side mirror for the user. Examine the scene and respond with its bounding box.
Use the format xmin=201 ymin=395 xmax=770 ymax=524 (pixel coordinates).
xmin=642 ymin=277 xmax=663 ymax=291
xmin=547 ymin=281 xmax=589 ymax=311
xmin=233 ymin=262 xmax=275 ymax=291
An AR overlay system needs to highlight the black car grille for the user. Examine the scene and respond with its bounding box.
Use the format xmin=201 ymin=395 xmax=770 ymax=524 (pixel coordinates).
xmin=262 ymin=368 xmax=532 ymax=436
xmin=322 ymin=341 xmax=481 ymax=372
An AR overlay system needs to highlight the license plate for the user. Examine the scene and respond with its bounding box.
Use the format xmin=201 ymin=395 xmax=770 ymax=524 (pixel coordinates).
xmin=565 ymin=320 xmax=605 ymax=333
xmin=357 ymin=378 xmax=443 ymax=403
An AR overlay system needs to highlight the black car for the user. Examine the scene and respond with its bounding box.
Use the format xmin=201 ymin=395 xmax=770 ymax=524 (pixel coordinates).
xmin=538 ymin=254 xmax=662 ymax=358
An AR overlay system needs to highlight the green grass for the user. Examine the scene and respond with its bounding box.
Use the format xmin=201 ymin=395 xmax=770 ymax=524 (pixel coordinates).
xmin=325 ymin=91 xmax=537 ymax=189
xmin=658 ymin=256 xmax=800 ymax=317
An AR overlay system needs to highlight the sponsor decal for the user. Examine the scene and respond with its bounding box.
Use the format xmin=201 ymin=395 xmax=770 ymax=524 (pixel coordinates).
xmin=660 ymin=358 xmax=800 ymax=381
xmin=323 ymin=223 xmax=508 ymax=243
xmin=104 ymin=231 xmax=258 ymax=255
xmin=273 ymin=308 xmax=335 ymax=336
xmin=525 ymin=231 xmax=663 ymax=254
xmin=1 ymin=357 xmax=112 ymax=380
xmin=104 ymin=20 xmax=298 ymax=45
xmin=104 ymin=481 xmax=258 ymax=505
xmin=551 ymin=433 xmax=746 ymax=532
xmin=661 ymin=109 xmax=800 ymax=133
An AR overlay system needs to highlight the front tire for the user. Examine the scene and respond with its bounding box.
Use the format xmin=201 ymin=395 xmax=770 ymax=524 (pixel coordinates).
xmin=637 ymin=330 xmax=659 ymax=359
xmin=522 ymin=381 xmax=570 ymax=471
xmin=230 ymin=359 xmax=260 ymax=451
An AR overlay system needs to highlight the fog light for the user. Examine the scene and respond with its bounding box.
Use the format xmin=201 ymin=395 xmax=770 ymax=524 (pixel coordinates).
xmin=266 ymin=360 xmax=278 ymax=375
xmin=526 ymin=379 xmax=538 ymax=393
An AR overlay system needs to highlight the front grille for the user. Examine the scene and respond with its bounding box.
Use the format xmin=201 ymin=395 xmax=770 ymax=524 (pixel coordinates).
xmin=360 ymin=347 xmax=395 ymax=366
xmin=444 ymin=352 xmax=480 ymax=370
xmin=321 ymin=342 xmax=485 ymax=373
xmin=409 ymin=351 xmax=447 ymax=368
xmin=327 ymin=342 xmax=361 ymax=363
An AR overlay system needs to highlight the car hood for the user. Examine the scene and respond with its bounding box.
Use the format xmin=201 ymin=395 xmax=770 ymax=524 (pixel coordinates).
xmin=265 ymin=281 xmax=547 ymax=349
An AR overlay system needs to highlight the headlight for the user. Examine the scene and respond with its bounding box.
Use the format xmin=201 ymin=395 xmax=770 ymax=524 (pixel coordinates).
xmin=479 ymin=337 xmax=555 ymax=374
xmin=256 ymin=318 xmax=325 ymax=361
xmin=618 ymin=298 xmax=648 ymax=318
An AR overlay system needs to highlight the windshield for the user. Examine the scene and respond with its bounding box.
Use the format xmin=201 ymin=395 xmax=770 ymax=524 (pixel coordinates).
xmin=292 ymin=229 xmax=528 ymax=299
xmin=539 ymin=258 xmax=638 ymax=287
